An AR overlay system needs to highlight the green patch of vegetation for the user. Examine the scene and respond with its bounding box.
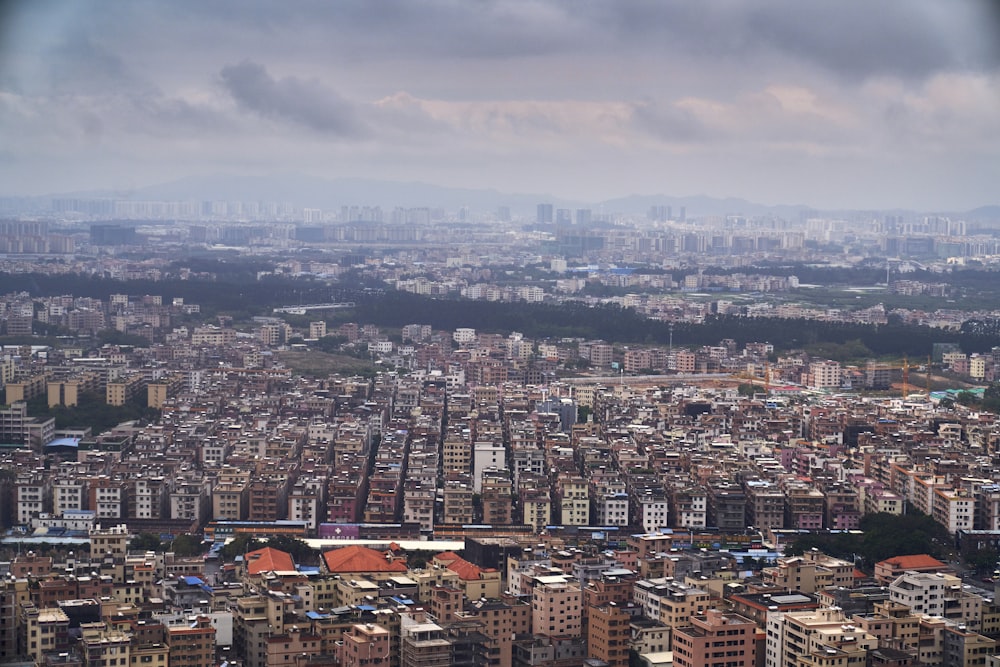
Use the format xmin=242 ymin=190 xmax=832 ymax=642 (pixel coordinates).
xmin=276 ymin=350 xmax=380 ymax=377
xmin=784 ymin=512 xmax=954 ymax=570
xmin=218 ymin=534 xmax=319 ymax=565
xmin=802 ymin=338 xmax=873 ymax=363
xmin=26 ymin=392 xmax=159 ymax=435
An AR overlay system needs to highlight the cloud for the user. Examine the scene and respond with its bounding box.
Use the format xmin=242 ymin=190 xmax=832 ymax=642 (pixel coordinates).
xmin=0 ymin=0 xmax=997 ymax=207
xmin=631 ymin=100 xmax=712 ymax=144
xmin=219 ymin=60 xmax=366 ymax=136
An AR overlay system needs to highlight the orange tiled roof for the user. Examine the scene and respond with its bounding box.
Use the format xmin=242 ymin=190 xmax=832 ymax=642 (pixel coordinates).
xmin=245 ymin=547 xmax=295 ymax=575
xmin=323 ymin=545 xmax=408 ymax=573
xmin=434 ymin=551 xmax=496 ymax=581
xmin=878 ymin=554 xmax=945 ymax=570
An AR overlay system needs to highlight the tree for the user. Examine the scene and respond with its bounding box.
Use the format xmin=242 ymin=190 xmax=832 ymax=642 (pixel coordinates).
xmin=218 ymin=534 xmax=264 ymax=562
xmin=170 ymin=534 xmax=206 ymax=557
xmin=983 ymin=383 xmax=1000 ymax=413
xmin=263 ymin=536 xmax=319 ymax=565
xmin=957 ymin=391 xmax=978 ymax=407
xmin=785 ymin=511 xmax=953 ymax=568
xmin=969 ymin=548 xmax=999 ymax=574
xmin=130 ymin=533 xmax=164 ymax=552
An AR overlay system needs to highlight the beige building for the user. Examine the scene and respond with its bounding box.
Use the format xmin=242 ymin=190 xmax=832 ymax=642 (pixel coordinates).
xmin=762 ymin=551 xmax=853 ymax=593
xmin=765 ymin=607 xmax=876 ymax=667
xmin=531 ymin=578 xmax=583 ymax=639
xmin=80 ymin=624 xmax=132 ymax=667
xmin=557 ymin=475 xmax=590 ymax=526
xmin=441 ymin=479 xmax=474 ymax=525
xmin=633 ymin=578 xmax=711 ymax=646
xmin=89 ymin=523 xmax=130 ymax=559
xmin=106 ymin=374 xmax=145 ymax=406
xmin=442 ymin=432 xmax=472 ymax=474
xmin=213 ymin=482 xmax=249 ymax=521
xmin=147 ymin=373 xmax=186 ymax=408
xmin=339 ymin=623 xmax=390 ymax=667
xmin=522 ymin=490 xmax=551 ymax=531
xmin=309 ymin=321 xmax=327 ymax=339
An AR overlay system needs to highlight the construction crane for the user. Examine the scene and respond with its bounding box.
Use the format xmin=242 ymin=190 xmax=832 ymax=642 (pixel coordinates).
xmin=732 ymin=361 xmax=771 ymax=395
xmin=867 ymin=356 xmax=932 ymax=398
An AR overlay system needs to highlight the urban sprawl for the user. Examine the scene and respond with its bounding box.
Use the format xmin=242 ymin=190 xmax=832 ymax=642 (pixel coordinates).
xmin=1 ymin=199 xmax=1000 ymax=667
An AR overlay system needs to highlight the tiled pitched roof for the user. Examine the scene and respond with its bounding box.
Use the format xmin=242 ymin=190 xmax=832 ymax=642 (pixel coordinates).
xmin=434 ymin=551 xmax=496 ymax=581
xmin=879 ymin=554 xmax=945 ymax=570
xmin=322 ymin=545 xmax=408 ymax=573
xmin=245 ymin=547 xmax=295 ymax=575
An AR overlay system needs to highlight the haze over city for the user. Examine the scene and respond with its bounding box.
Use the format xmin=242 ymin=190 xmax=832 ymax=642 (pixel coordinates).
xmin=2 ymin=0 xmax=999 ymax=211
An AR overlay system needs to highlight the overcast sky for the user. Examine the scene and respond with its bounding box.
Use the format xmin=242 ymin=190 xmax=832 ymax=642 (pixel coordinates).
xmin=1 ymin=0 xmax=998 ymax=210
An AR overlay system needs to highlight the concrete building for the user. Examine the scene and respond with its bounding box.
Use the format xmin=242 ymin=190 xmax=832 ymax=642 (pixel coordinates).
xmin=338 ymin=623 xmax=391 ymax=667
xmin=673 ymin=609 xmax=757 ymax=667
xmin=557 ymin=476 xmax=590 ymax=526
xmin=745 ymin=481 xmax=786 ymax=532
xmin=588 ymin=603 xmax=631 ymax=667
xmin=473 ymin=441 xmax=506 ymax=493
xmin=165 ymin=615 xmax=216 ymax=667
xmin=762 ymin=551 xmax=854 ymax=594
xmin=765 ymin=607 xmax=877 ymax=667
xmin=532 ymin=578 xmax=583 ymax=639
xmin=400 ymin=614 xmax=451 ymax=667
xmin=888 ymin=572 xmax=983 ymax=630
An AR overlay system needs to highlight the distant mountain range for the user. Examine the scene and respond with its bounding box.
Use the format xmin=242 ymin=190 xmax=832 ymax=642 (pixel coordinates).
xmin=38 ymin=172 xmax=1000 ymax=220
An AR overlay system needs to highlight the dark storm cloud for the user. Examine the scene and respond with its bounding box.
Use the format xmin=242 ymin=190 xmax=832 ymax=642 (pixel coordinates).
xmin=0 ymin=0 xmax=996 ymax=208
xmin=48 ymin=31 xmax=150 ymax=93
xmin=183 ymin=0 xmax=586 ymax=59
xmin=174 ymin=0 xmax=1000 ymax=79
xmin=219 ymin=61 xmax=366 ymax=136
xmin=580 ymin=0 xmax=999 ymax=79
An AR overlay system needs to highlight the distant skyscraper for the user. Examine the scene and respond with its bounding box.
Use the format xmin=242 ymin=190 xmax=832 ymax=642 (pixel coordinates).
xmin=575 ymin=209 xmax=592 ymax=225
xmin=679 ymin=206 xmax=686 ymax=222
xmin=647 ymin=205 xmax=671 ymax=222
xmin=497 ymin=206 xmax=511 ymax=222
xmin=536 ymin=203 xmax=553 ymax=224
xmin=555 ymin=208 xmax=572 ymax=225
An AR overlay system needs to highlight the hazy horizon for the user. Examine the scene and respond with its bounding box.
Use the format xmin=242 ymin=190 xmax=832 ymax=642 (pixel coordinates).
xmin=1 ymin=1 xmax=998 ymax=210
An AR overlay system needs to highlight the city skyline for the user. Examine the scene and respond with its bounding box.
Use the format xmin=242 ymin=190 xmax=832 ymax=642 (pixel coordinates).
xmin=1 ymin=1 xmax=999 ymax=210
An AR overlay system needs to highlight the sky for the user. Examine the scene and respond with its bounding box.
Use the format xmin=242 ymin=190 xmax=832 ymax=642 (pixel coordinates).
xmin=1 ymin=0 xmax=998 ymax=210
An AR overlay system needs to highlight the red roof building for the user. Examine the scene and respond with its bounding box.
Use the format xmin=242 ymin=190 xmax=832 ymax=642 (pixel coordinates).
xmin=245 ymin=547 xmax=296 ymax=576
xmin=874 ymin=554 xmax=948 ymax=584
xmin=432 ymin=551 xmax=502 ymax=599
xmin=322 ymin=545 xmax=408 ymax=575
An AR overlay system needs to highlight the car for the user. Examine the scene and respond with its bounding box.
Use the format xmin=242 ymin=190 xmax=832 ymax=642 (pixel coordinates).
xmin=982 ymin=577 xmax=993 ymax=583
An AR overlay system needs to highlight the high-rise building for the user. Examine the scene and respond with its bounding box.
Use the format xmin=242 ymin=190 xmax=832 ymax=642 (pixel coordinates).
xmin=536 ymin=203 xmax=553 ymax=224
